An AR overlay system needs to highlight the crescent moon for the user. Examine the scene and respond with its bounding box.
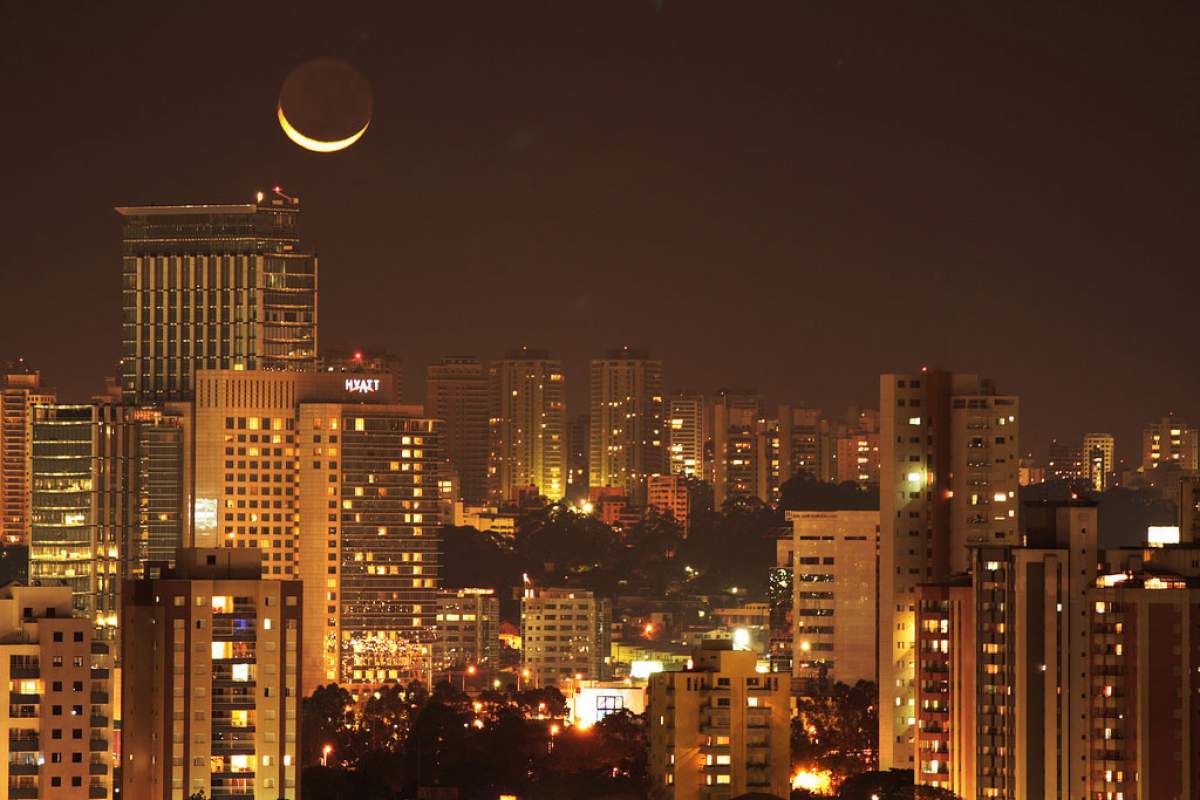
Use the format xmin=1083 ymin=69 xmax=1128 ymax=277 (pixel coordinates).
xmin=277 ymin=104 xmax=369 ymax=153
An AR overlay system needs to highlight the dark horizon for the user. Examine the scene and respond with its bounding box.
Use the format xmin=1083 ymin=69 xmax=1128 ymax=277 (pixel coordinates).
xmin=3 ymin=2 xmax=1198 ymax=463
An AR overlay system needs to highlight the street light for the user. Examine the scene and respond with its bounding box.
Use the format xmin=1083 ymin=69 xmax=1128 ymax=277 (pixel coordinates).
xmin=463 ymin=664 xmax=476 ymax=691
xmin=321 ymin=744 xmax=333 ymax=767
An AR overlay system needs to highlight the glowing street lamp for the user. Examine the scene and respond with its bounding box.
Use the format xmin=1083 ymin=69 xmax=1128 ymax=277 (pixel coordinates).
xmin=321 ymin=744 xmax=333 ymax=767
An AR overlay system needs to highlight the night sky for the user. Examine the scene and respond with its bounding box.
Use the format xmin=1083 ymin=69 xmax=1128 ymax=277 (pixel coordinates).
xmin=2 ymin=3 xmax=1198 ymax=464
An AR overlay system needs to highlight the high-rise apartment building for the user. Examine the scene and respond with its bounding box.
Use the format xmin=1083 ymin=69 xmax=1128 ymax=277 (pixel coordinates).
xmin=297 ymin=402 xmax=442 ymax=688
xmin=116 ymin=190 xmax=317 ymax=403
xmin=0 ymin=584 xmax=116 ymax=800
xmin=833 ymin=409 xmax=881 ymax=486
xmin=710 ymin=390 xmax=762 ymax=507
xmin=425 ymin=357 xmax=488 ymax=503
xmin=878 ymin=370 xmax=1019 ymax=770
xmin=565 ymin=414 xmax=589 ymax=503
xmin=667 ymin=391 xmax=705 ymax=479
xmin=775 ymin=404 xmax=825 ymax=483
xmin=487 ymin=349 xmax=566 ymax=502
xmin=1046 ymin=438 xmax=1085 ymax=484
xmin=788 ymin=510 xmax=879 ymax=686
xmin=122 ymin=548 xmax=302 ymax=800
xmin=647 ymin=641 xmax=790 ymax=800
xmin=1142 ymin=414 xmax=1199 ymax=472
xmin=647 ymin=473 xmax=691 ymax=536
xmin=1082 ymin=432 xmax=1115 ymax=491
xmin=520 ymin=586 xmax=610 ymax=687
xmin=1181 ymin=475 xmax=1200 ymax=544
xmin=432 ymin=588 xmax=500 ymax=671
xmin=588 ymin=348 xmax=665 ymax=502
xmin=1 ymin=362 xmax=55 ymax=546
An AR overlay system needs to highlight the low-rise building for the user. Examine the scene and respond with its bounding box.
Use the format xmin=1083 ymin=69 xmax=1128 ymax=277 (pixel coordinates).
xmin=520 ymin=586 xmax=610 ymax=687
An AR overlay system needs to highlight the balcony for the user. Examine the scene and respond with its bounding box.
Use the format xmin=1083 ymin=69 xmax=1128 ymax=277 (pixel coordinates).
xmin=90 ymin=667 xmax=110 ymax=679
xmin=89 ymin=762 xmax=108 ymax=775
xmin=91 ymin=715 xmax=109 ymax=727
xmin=89 ymin=786 xmax=108 ymax=799
xmin=8 ymin=764 xmax=38 ymax=776
xmin=9 ymin=736 xmax=39 ymax=752
xmin=90 ymin=691 xmax=109 ymax=704
xmin=9 ymin=693 xmax=40 ymax=705
xmin=9 ymin=666 xmax=39 ymax=680
xmin=89 ymin=737 xmax=108 ymax=752
xmin=8 ymin=787 xmax=38 ymax=800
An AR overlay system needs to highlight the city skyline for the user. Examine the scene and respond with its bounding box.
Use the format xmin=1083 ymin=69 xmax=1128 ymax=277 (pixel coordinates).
xmin=3 ymin=4 xmax=1199 ymax=459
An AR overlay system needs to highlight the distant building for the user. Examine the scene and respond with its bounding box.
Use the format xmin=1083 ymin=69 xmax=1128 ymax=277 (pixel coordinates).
xmin=833 ymin=409 xmax=881 ymax=487
xmin=789 ymin=510 xmax=879 ymax=686
xmin=116 ymin=191 xmax=317 ymax=403
xmin=878 ymin=371 xmax=1019 ymax=770
xmin=1082 ymin=432 xmax=1115 ymax=491
xmin=1047 ymin=438 xmax=1085 ymax=484
xmin=568 ymin=680 xmax=647 ymax=728
xmin=710 ymin=390 xmax=762 ymax=506
xmin=488 ymin=349 xmax=566 ymax=503
xmin=1 ymin=361 xmax=55 ymax=545
xmin=1018 ymin=456 xmax=1045 ymax=486
xmin=647 ymin=473 xmax=691 ymax=535
xmin=647 ymin=641 xmax=790 ymax=799
xmin=1181 ymin=476 xmax=1200 ymax=544
xmin=449 ymin=501 xmax=519 ymax=536
xmin=433 ymin=588 xmax=500 ymax=670
xmin=588 ymin=348 xmax=665 ymax=502
xmin=565 ymin=414 xmax=590 ymax=503
xmin=425 ymin=357 xmax=489 ymax=503
xmin=122 ymin=548 xmax=302 ymax=800
xmin=667 ymin=392 xmax=705 ymax=479
xmin=1142 ymin=414 xmax=1199 ymax=472
xmin=0 ymin=584 xmax=115 ymax=800
xmin=520 ymin=586 xmax=611 ymax=687
xmin=320 ymin=349 xmax=404 ymax=402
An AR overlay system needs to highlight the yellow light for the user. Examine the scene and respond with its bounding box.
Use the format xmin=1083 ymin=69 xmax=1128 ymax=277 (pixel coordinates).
xmin=791 ymin=768 xmax=833 ymax=793
xmin=277 ymin=104 xmax=369 ymax=153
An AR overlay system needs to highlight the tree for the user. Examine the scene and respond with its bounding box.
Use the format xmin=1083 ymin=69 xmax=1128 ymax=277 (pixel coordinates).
xmin=792 ymin=681 xmax=877 ymax=779
xmin=301 ymin=683 xmax=366 ymax=766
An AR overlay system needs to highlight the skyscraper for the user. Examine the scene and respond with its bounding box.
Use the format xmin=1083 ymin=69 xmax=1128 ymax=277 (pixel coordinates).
xmin=877 ymin=370 xmax=1019 ymax=770
xmin=666 ymin=391 xmax=705 ymax=478
xmin=487 ymin=349 xmax=566 ymax=502
xmin=710 ymin=389 xmax=762 ymax=507
xmin=116 ymin=190 xmax=318 ymax=403
xmin=588 ymin=348 xmax=665 ymax=502
xmin=565 ymin=414 xmax=590 ymax=503
xmin=425 ymin=357 xmax=489 ymax=503
xmin=0 ymin=361 xmax=55 ymax=545
xmin=1082 ymin=431 xmax=1115 ymax=491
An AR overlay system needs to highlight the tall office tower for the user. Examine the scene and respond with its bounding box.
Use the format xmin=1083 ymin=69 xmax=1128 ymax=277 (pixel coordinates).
xmin=320 ymin=348 xmax=402 ymax=388
xmin=116 ymin=190 xmax=318 ymax=404
xmin=834 ymin=409 xmax=881 ymax=486
xmin=520 ymin=586 xmax=611 ymax=687
xmin=29 ymin=405 xmax=121 ymax=635
xmin=0 ymin=584 xmax=116 ymax=800
xmin=122 ymin=549 xmax=302 ymax=800
xmin=667 ymin=391 xmax=705 ymax=478
xmin=425 ymin=357 xmax=488 ymax=503
xmin=1046 ymin=438 xmax=1085 ymax=484
xmin=647 ymin=640 xmax=790 ymax=800
xmin=913 ymin=502 xmax=1100 ymax=799
xmin=588 ymin=348 xmax=665 ymax=502
xmin=710 ymin=390 xmax=762 ymax=507
xmin=775 ymin=404 xmax=825 ymax=482
xmin=565 ymin=414 xmax=590 ymax=503
xmin=1142 ymin=414 xmax=1199 ymax=471
xmin=1082 ymin=432 xmax=1115 ymax=491
xmin=297 ymin=402 xmax=441 ymax=688
xmin=788 ymin=510 xmax=879 ymax=686
xmin=1 ymin=362 xmax=55 ymax=545
xmin=487 ymin=350 xmax=566 ymax=503
xmin=878 ymin=370 xmax=1019 ymax=770
xmin=647 ymin=473 xmax=691 ymax=536
xmin=432 ymin=588 xmax=501 ymax=671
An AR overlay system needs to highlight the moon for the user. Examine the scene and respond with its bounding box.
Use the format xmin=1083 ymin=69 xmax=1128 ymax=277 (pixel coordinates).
xmin=277 ymin=58 xmax=373 ymax=153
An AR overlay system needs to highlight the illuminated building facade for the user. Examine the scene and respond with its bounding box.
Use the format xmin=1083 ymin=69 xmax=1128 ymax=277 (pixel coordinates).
xmin=320 ymin=349 xmax=403 ymax=401
xmin=432 ymin=588 xmax=500 ymax=670
xmin=647 ymin=641 xmax=790 ymax=800
xmin=833 ymin=409 xmax=881 ymax=486
xmin=116 ymin=190 xmax=317 ymax=404
xmin=565 ymin=414 xmax=590 ymax=503
xmin=1 ymin=362 xmax=55 ymax=546
xmin=788 ymin=510 xmax=879 ymax=686
xmin=1141 ymin=414 xmax=1199 ymax=471
xmin=122 ymin=549 xmax=302 ymax=800
xmin=1047 ymin=438 xmax=1085 ymax=484
xmin=710 ymin=390 xmax=762 ymax=507
xmin=487 ymin=349 xmax=566 ymax=502
xmin=425 ymin=356 xmax=488 ymax=503
xmin=296 ymin=402 xmax=441 ymax=689
xmin=647 ymin=473 xmax=691 ymax=536
xmin=878 ymin=371 xmax=1019 ymax=770
xmin=520 ymin=586 xmax=610 ymax=687
xmin=588 ymin=348 xmax=665 ymax=502
xmin=0 ymin=584 xmax=116 ymax=800
xmin=1082 ymin=432 xmax=1114 ymax=491
xmin=667 ymin=391 xmax=705 ymax=478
